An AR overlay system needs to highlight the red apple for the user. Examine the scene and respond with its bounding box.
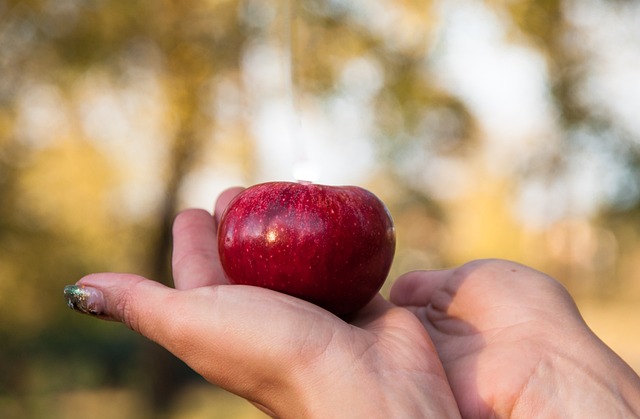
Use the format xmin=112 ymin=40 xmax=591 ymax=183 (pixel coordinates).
xmin=217 ymin=181 xmax=396 ymax=316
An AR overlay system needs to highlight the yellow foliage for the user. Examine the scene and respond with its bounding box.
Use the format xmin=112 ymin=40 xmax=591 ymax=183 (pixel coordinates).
xmin=17 ymin=137 xmax=123 ymax=257
xmin=443 ymin=172 xmax=528 ymax=264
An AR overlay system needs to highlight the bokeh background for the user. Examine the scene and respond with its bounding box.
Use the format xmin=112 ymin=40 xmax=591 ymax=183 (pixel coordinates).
xmin=1 ymin=0 xmax=640 ymax=417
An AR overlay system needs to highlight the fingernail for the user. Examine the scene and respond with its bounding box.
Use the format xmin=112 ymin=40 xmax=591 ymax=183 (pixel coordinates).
xmin=64 ymin=285 xmax=105 ymax=316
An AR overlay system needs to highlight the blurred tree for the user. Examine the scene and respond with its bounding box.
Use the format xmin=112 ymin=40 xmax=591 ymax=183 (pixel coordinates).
xmin=1 ymin=0 xmax=639 ymax=416
xmin=499 ymin=0 xmax=640 ymax=292
xmin=0 ymin=0 xmax=254 ymax=412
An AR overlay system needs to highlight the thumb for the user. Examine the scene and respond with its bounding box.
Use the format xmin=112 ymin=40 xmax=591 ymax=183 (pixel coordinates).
xmin=390 ymin=269 xmax=452 ymax=308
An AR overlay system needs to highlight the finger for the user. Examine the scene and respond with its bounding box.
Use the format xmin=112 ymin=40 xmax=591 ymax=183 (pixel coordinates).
xmin=214 ymin=187 xmax=245 ymax=224
xmin=69 ymin=273 xmax=339 ymax=407
xmin=389 ymin=269 xmax=454 ymax=307
xmin=390 ymin=270 xmax=476 ymax=339
xmin=172 ymin=209 xmax=225 ymax=289
xmin=171 ymin=187 xmax=244 ymax=290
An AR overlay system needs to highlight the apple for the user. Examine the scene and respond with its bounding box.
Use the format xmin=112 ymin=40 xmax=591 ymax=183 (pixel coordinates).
xmin=217 ymin=181 xmax=396 ymax=316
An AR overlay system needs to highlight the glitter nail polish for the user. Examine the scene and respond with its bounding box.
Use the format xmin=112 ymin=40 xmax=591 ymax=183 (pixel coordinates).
xmin=64 ymin=285 xmax=105 ymax=316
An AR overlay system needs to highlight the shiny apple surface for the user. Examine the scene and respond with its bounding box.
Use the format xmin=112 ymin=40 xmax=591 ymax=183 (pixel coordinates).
xmin=218 ymin=181 xmax=396 ymax=316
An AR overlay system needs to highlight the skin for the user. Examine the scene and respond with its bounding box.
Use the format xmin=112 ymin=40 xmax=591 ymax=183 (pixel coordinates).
xmin=391 ymin=260 xmax=640 ymax=417
xmin=73 ymin=188 xmax=460 ymax=419
xmin=69 ymin=188 xmax=640 ymax=418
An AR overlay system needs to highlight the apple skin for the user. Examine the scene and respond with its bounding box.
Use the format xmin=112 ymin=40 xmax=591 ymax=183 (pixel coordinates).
xmin=217 ymin=181 xmax=396 ymax=316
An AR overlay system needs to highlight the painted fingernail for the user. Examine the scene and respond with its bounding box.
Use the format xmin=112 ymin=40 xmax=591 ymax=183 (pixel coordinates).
xmin=64 ymin=285 xmax=105 ymax=316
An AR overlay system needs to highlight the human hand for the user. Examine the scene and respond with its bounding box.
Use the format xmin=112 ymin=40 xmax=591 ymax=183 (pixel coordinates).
xmin=65 ymin=188 xmax=461 ymax=419
xmin=390 ymin=259 xmax=640 ymax=418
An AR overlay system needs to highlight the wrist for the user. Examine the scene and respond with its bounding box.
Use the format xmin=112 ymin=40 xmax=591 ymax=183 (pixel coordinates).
xmin=280 ymin=353 xmax=461 ymax=418
xmin=513 ymin=329 xmax=640 ymax=418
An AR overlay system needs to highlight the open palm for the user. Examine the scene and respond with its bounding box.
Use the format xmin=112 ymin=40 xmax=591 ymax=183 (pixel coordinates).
xmin=73 ymin=188 xmax=460 ymax=418
xmin=391 ymin=259 xmax=640 ymax=418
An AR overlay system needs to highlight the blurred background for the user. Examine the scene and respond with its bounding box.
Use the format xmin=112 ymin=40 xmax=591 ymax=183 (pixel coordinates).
xmin=1 ymin=0 xmax=639 ymax=417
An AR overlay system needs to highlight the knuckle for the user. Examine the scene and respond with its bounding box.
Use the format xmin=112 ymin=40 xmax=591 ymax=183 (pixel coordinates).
xmin=112 ymin=278 xmax=149 ymax=334
xmin=116 ymin=286 xmax=142 ymax=333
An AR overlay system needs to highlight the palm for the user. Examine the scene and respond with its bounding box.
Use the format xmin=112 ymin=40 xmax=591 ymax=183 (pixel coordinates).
xmin=391 ymin=260 xmax=584 ymax=417
xmin=73 ymin=192 xmax=639 ymax=417
xmin=426 ymin=314 xmax=551 ymax=417
xmin=171 ymin=191 xmax=435 ymax=363
xmin=163 ymin=190 xmax=458 ymax=416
